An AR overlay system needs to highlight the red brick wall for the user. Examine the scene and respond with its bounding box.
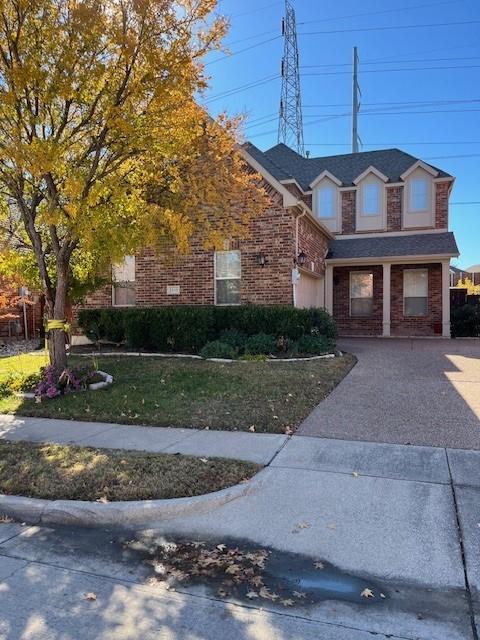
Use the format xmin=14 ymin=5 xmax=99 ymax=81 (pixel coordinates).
xmin=341 ymin=190 xmax=355 ymax=234
xmin=333 ymin=265 xmax=383 ymax=335
xmin=297 ymin=216 xmax=329 ymax=276
xmin=435 ymin=181 xmax=450 ymax=229
xmin=79 ymin=187 xmax=297 ymax=314
xmin=387 ymin=186 xmax=402 ymax=231
xmin=391 ymin=263 xmax=442 ymax=336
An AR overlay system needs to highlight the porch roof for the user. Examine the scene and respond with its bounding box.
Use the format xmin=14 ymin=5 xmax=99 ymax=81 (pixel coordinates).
xmin=327 ymin=232 xmax=459 ymax=261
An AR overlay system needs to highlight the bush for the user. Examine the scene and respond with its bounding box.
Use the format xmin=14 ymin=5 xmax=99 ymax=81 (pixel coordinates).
xmin=244 ymin=333 xmax=276 ymax=355
xmin=199 ymin=341 xmax=237 ymax=360
xmin=451 ymin=304 xmax=480 ymax=337
xmin=78 ymin=305 xmax=337 ymax=354
xmin=0 ymin=371 xmax=43 ymax=397
xmin=219 ymin=328 xmax=247 ymax=350
xmin=294 ymin=334 xmax=334 ymax=355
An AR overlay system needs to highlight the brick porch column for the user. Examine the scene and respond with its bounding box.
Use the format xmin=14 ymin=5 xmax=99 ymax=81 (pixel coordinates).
xmin=325 ymin=265 xmax=333 ymax=314
xmin=442 ymin=260 xmax=451 ymax=338
xmin=382 ymin=263 xmax=391 ymax=337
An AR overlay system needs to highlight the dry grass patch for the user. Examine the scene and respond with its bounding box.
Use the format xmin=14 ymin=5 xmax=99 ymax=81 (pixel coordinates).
xmin=0 ymin=441 xmax=259 ymax=501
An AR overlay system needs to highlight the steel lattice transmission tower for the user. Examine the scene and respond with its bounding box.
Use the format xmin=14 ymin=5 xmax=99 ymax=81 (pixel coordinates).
xmin=278 ymin=0 xmax=305 ymax=156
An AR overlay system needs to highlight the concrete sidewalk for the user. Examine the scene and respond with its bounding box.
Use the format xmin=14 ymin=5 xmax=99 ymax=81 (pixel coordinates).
xmin=2 ymin=422 xmax=480 ymax=638
xmin=0 ymin=414 xmax=287 ymax=465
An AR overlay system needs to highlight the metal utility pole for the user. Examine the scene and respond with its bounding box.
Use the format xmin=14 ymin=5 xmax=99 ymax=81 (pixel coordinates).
xmin=278 ymin=0 xmax=305 ymax=156
xmin=352 ymin=46 xmax=361 ymax=153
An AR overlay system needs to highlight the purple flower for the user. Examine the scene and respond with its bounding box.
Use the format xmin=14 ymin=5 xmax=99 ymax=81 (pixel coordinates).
xmin=46 ymin=386 xmax=59 ymax=399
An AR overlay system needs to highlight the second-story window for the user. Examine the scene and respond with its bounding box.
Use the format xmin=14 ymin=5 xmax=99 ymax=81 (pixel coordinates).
xmin=363 ymin=183 xmax=380 ymax=216
xmin=317 ymin=185 xmax=336 ymax=219
xmin=410 ymin=178 xmax=428 ymax=211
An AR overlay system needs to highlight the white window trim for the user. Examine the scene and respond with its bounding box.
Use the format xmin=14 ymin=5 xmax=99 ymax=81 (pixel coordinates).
xmin=355 ymin=178 xmax=386 ymax=231
xmin=349 ymin=271 xmax=374 ymax=318
xmin=312 ymin=178 xmax=342 ymax=232
xmin=112 ymin=256 xmax=136 ymax=307
xmin=403 ymin=268 xmax=429 ymax=317
xmin=402 ymin=171 xmax=435 ymax=229
xmin=214 ymin=250 xmax=241 ymax=306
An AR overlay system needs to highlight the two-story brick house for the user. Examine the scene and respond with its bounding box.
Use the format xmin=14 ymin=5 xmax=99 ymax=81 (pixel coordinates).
xmin=80 ymin=142 xmax=459 ymax=338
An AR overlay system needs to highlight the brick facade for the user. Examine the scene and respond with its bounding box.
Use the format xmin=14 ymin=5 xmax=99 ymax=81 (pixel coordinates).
xmin=81 ymin=187 xmax=301 ymax=313
xmin=435 ymin=181 xmax=450 ymax=229
xmin=386 ymin=186 xmax=402 ymax=231
xmin=297 ymin=215 xmax=329 ymax=276
xmin=391 ymin=263 xmax=442 ymax=336
xmin=333 ymin=265 xmax=384 ymax=336
xmin=341 ymin=190 xmax=355 ymax=234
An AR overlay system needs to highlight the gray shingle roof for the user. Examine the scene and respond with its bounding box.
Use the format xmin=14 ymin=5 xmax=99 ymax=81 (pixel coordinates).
xmin=251 ymin=143 xmax=451 ymax=191
xmin=328 ymin=232 xmax=459 ymax=260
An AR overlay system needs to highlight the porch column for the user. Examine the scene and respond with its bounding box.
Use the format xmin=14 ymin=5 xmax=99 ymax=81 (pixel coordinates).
xmin=442 ymin=260 xmax=451 ymax=338
xmin=325 ymin=264 xmax=334 ymax=314
xmin=382 ymin=263 xmax=391 ymax=337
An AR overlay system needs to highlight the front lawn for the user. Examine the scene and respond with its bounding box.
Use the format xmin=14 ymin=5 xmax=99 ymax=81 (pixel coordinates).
xmin=0 ymin=353 xmax=356 ymax=433
xmin=0 ymin=441 xmax=258 ymax=501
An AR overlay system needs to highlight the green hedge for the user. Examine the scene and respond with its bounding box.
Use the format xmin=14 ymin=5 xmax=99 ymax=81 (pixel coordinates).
xmin=451 ymin=304 xmax=480 ymax=338
xmin=78 ymin=305 xmax=336 ymax=353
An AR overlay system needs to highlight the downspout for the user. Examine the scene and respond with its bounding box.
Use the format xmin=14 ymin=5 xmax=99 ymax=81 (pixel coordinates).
xmin=293 ymin=209 xmax=307 ymax=307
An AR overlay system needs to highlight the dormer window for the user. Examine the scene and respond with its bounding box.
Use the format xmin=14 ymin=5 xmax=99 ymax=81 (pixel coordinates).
xmin=354 ymin=167 xmax=388 ymax=231
xmin=401 ymin=161 xmax=437 ymax=229
xmin=317 ymin=185 xmax=336 ymax=219
xmin=363 ymin=183 xmax=381 ymax=216
xmin=310 ymin=171 xmax=341 ymax=233
xmin=410 ymin=178 xmax=428 ymax=211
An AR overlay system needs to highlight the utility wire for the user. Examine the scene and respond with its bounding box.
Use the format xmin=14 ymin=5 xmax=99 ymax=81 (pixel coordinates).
xmin=302 ymin=64 xmax=480 ymax=76
xmin=205 ymin=35 xmax=281 ymax=66
xmin=301 ymin=56 xmax=480 ymax=69
xmin=303 ymin=98 xmax=480 ymax=108
xmin=299 ymin=19 xmax=480 ymax=36
xmin=203 ymin=74 xmax=279 ymax=104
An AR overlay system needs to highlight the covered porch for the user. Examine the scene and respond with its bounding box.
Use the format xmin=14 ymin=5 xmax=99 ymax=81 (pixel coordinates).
xmin=324 ymin=232 xmax=459 ymax=338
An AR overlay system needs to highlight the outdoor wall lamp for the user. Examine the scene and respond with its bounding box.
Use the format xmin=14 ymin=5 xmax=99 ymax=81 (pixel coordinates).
xmin=256 ymin=252 xmax=267 ymax=267
xmin=296 ymin=251 xmax=307 ymax=267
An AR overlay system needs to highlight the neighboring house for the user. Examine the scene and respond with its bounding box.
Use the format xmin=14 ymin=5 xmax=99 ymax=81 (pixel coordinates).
xmin=80 ymin=142 xmax=459 ymax=338
xmin=450 ymin=264 xmax=480 ymax=288
xmin=0 ymin=279 xmax=44 ymax=342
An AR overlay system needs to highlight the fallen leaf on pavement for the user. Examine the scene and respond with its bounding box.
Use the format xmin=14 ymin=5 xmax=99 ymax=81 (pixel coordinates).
xmin=326 ymin=523 xmax=337 ymax=530
xmin=380 ymin=593 xmax=386 ymax=599
xmin=216 ymin=544 xmax=226 ymax=551
xmin=225 ymin=564 xmax=241 ymax=575
xmin=259 ymin=586 xmax=279 ymax=601
xmin=361 ymin=588 xmax=374 ymax=598
xmin=352 ymin=471 xmax=359 ymax=477
xmin=314 ymin=561 xmax=325 ymax=570
xmin=281 ymin=599 xmax=295 ymax=607
xmin=250 ymin=575 xmax=264 ymax=587
xmin=248 ymin=425 xmax=255 ymax=432
xmin=83 ymin=592 xmax=97 ymax=601
xmin=293 ymin=591 xmax=306 ymax=599
xmin=246 ymin=590 xmax=259 ymax=599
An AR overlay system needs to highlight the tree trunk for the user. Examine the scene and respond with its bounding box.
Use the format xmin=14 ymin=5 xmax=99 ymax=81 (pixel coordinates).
xmin=47 ymin=262 xmax=69 ymax=372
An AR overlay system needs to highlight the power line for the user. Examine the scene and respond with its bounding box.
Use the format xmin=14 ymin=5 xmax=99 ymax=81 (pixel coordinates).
xmin=299 ymin=19 xmax=480 ymax=36
xmin=301 ymin=56 xmax=480 ymax=69
xmin=302 ymin=64 xmax=480 ymax=76
xmin=297 ymin=0 xmax=467 ymax=25
xmin=303 ymin=98 xmax=480 ymax=108
xmin=450 ymin=202 xmax=480 ymax=205
xmin=203 ymin=74 xmax=279 ymax=104
xmin=205 ymin=35 xmax=281 ymax=67
xmin=304 ymin=141 xmax=480 ymax=146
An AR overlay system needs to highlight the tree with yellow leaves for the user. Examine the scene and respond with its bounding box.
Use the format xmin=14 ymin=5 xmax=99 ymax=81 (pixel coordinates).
xmin=455 ymin=278 xmax=480 ymax=295
xmin=0 ymin=0 xmax=268 ymax=370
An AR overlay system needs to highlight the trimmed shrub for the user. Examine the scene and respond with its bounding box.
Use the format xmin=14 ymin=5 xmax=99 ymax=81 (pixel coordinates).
xmin=219 ymin=328 xmax=247 ymax=350
xmin=451 ymin=304 xmax=480 ymax=338
xmin=199 ymin=341 xmax=237 ymax=360
xmin=78 ymin=305 xmax=337 ymax=353
xmin=294 ymin=334 xmax=334 ymax=355
xmin=244 ymin=333 xmax=276 ymax=355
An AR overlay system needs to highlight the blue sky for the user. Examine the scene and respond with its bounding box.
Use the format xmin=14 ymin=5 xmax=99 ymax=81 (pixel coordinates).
xmin=203 ymin=0 xmax=480 ymax=269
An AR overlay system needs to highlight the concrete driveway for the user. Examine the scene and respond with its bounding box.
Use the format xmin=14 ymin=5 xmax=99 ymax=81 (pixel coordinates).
xmin=299 ymin=338 xmax=480 ymax=449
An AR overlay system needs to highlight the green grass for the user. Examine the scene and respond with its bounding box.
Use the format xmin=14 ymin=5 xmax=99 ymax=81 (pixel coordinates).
xmin=0 ymin=440 xmax=259 ymax=501
xmin=0 ymin=352 xmax=48 ymax=383
xmin=0 ymin=353 xmax=356 ymax=433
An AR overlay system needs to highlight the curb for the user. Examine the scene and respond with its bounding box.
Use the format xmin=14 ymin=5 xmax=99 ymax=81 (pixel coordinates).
xmin=73 ymin=351 xmax=339 ymax=363
xmin=0 ymin=467 xmax=271 ymax=528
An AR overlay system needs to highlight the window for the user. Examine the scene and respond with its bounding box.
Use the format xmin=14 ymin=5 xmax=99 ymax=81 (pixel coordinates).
xmin=215 ymin=250 xmax=241 ymax=305
xmin=112 ymin=256 xmax=135 ymax=306
xmin=362 ymin=183 xmax=380 ymax=216
xmin=350 ymin=272 xmax=374 ymax=317
xmin=404 ymin=269 xmax=428 ymax=316
xmin=317 ymin=185 xmax=336 ymax=219
xmin=410 ymin=178 xmax=428 ymax=211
